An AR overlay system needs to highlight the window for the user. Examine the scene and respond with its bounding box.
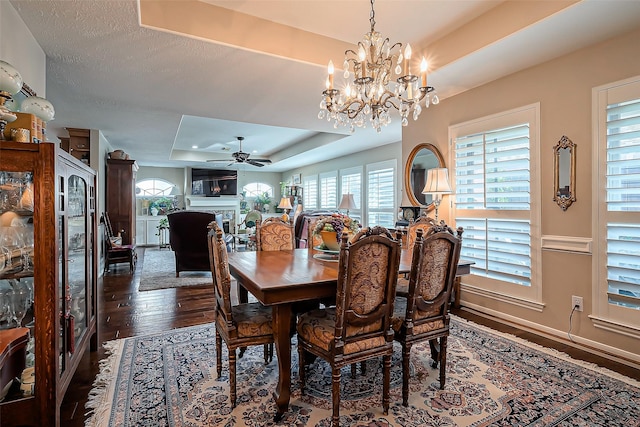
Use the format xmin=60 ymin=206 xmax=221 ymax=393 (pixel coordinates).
xmin=303 ymin=175 xmax=318 ymax=209
xmin=242 ymin=183 xmax=273 ymax=198
xmin=135 ymin=178 xmax=175 ymax=197
xmin=451 ymin=104 xmax=541 ymax=305
xmin=340 ymin=167 xmax=362 ymax=221
xmin=593 ymin=77 xmax=640 ymax=332
xmin=366 ymin=160 xmax=396 ymax=228
xmin=319 ymin=172 xmax=337 ymax=209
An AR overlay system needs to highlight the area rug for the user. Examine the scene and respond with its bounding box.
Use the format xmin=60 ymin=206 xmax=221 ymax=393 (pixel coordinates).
xmin=85 ymin=316 xmax=640 ymax=426
xmin=138 ymin=248 xmax=212 ymax=291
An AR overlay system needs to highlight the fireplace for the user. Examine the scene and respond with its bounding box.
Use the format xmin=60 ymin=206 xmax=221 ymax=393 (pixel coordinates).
xmin=186 ymin=196 xmax=240 ymax=232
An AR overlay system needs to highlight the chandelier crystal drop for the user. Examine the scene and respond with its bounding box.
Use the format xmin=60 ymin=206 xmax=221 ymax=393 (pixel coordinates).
xmin=319 ymin=0 xmax=438 ymax=133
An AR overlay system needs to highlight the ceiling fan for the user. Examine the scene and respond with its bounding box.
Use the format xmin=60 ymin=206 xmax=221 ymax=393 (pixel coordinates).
xmin=206 ymin=136 xmax=272 ymax=167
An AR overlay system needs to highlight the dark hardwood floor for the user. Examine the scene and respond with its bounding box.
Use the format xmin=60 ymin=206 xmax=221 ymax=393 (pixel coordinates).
xmin=60 ymin=247 xmax=640 ymax=425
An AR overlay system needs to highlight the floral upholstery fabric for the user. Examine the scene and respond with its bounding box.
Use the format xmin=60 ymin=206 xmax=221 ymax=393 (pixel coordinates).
xmin=390 ymin=296 xmax=444 ymax=334
xmin=258 ymin=218 xmax=294 ymax=251
xmin=415 ymin=239 xmax=451 ymax=304
xmin=297 ymin=308 xmax=386 ymax=355
xmin=347 ymin=242 xmax=390 ymax=318
xmin=406 ymin=216 xmax=436 ymax=251
xmin=231 ymin=303 xmax=273 ymax=337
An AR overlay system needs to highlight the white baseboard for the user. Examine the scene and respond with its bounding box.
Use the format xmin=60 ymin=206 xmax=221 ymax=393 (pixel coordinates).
xmin=460 ymin=303 xmax=640 ymax=370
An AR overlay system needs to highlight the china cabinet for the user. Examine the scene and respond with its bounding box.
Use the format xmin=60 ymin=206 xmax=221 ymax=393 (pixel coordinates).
xmin=106 ymin=158 xmax=138 ymax=246
xmin=0 ymin=141 xmax=98 ymax=427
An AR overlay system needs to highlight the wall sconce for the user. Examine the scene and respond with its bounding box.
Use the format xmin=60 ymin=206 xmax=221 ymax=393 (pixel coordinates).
xmin=422 ymin=168 xmax=451 ymax=222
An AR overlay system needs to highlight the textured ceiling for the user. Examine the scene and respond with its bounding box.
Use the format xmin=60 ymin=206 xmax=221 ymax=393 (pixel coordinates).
xmin=8 ymin=0 xmax=640 ymax=171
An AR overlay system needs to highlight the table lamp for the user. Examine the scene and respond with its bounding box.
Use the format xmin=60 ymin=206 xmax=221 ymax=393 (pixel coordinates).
xmin=422 ymin=168 xmax=451 ymax=222
xmin=278 ymin=197 xmax=293 ymax=222
xmin=338 ymin=193 xmax=357 ymax=216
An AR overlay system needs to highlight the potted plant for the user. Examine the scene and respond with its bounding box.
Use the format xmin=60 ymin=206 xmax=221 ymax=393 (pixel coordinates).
xmin=254 ymin=192 xmax=272 ymax=213
xmin=149 ymin=196 xmax=173 ymax=215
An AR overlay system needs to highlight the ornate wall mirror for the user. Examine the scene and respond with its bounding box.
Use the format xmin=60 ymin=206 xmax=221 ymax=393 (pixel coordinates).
xmin=404 ymin=143 xmax=445 ymax=209
xmin=553 ymin=135 xmax=576 ymax=211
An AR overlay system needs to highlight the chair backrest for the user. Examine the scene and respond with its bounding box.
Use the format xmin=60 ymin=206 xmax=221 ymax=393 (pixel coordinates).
xmin=167 ymin=210 xmax=215 ymax=250
xmin=334 ymin=226 xmax=401 ymax=354
xmin=244 ymin=210 xmax=262 ymax=229
xmin=405 ymin=223 xmax=463 ymax=325
xmin=208 ymin=221 xmax=234 ymax=327
xmin=406 ymin=214 xmax=437 ymax=251
xmin=306 ymin=215 xmax=331 ymax=249
xmin=256 ymin=217 xmax=294 ymax=251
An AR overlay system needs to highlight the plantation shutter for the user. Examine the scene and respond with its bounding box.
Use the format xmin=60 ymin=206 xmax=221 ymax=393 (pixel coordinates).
xmin=454 ymin=123 xmax=532 ymax=286
xmin=303 ymin=175 xmax=318 ymax=209
xmin=319 ymin=172 xmax=337 ymax=209
xmin=367 ymin=166 xmax=395 ymax=227
xmin=606 ymin=97 xmax=640 ymax=308
xmin=341 ymin=171 xmax=362 ymax=220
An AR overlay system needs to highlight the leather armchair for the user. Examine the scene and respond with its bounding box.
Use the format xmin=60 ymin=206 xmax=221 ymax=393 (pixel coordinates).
xmin=168 ymin=211 xmax=231 ymax=277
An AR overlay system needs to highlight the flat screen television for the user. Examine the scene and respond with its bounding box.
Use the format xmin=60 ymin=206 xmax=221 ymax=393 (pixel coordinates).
xmin=191 ymin=168 xmax=238 ymax=196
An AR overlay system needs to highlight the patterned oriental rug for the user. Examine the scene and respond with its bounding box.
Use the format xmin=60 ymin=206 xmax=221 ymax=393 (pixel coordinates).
xmin=138 ymin=248 xmax=212 ymax=291
xmin=85 ymin=316 xmax=640 ymax=427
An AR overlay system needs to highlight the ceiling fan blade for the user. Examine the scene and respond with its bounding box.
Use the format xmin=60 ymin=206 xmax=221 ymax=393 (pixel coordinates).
xmin=249 ymin=158 xmax=272 ymax=163
xmin=246 ymin=160 xmax=266 ymax=167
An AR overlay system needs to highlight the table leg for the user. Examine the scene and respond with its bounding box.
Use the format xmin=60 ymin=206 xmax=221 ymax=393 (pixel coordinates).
xmin=453 ymin=276 xmax=462 ymax=309
xmin=272 ymin=303 xmax=292 ymax=421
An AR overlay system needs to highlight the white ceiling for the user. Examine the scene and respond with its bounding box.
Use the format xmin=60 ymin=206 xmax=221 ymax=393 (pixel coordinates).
xmin=8 ymin=0 xmax=640 ymax=172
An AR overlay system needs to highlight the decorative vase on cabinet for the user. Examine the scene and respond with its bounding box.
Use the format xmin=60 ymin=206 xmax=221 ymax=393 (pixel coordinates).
xmin=0 ymin=140 xmax=98 ymax=427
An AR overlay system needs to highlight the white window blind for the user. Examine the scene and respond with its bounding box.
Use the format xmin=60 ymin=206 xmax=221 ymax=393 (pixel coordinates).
xmin=303 ymin=175 xmax=318 ymax=209
xmin=454 ymin=122 xmax=532 ymax=287
xmin=605 ymin=96 xmax=640 ymax=309
xmin=319 ymin=172 xmax=337 ymax=209
xmin=366 ymin=161 xmax=395 ymax=228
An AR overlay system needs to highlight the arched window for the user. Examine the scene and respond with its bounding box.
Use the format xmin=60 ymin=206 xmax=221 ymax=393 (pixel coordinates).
xmin=242 ymin=183 xmax=273 ymax=198
xmin=136 ymin=178 xmax=176 ymax=197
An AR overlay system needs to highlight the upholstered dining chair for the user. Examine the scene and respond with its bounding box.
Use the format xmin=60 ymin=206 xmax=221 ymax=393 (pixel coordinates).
xmin=256 ymin=217 xmax=294 ymax=251
xmin=297 ymin=226 xmax=401 ymax=427
xmin=397 ymin=215 xmax=437 ymax=296
xmin=208 ymin=221 xmax=275 ymax=408
xmin=390 ymin=223 xmax=463 ymax=406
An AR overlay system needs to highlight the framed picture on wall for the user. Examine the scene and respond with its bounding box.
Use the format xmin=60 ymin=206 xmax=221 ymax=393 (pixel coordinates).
xmin=292 ymin=173 xmax=301 ymax=185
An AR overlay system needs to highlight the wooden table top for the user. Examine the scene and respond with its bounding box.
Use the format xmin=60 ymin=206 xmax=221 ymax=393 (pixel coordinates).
xmin=228 ymin=249 xmax=472 ymax=306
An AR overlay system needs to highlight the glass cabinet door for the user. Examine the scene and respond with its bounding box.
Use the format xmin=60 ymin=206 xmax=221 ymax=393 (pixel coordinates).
xmin=0 ymin=170 xmax=35 ymax=402
xmin=67 ymin=174 xmax=87 ymax=347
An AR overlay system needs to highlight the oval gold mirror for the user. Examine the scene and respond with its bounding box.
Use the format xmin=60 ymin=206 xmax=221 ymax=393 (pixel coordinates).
xmin=404 ymin=143 xmax=445 ymax=209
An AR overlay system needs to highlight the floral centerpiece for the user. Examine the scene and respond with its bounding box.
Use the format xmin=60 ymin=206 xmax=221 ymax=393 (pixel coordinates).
xmin=313 ymin=214 xmax=360 ymax=251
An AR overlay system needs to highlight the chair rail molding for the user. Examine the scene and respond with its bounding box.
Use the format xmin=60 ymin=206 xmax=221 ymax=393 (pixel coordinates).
xmin=541 ymin=235 xmax=592 ymax=254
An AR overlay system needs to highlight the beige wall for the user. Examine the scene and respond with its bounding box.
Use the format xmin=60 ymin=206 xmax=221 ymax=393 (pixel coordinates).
xmin=404 ymin=27 xmax=640 ymax=364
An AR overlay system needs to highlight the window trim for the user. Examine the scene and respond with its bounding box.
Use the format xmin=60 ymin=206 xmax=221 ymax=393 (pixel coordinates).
xmin=450 ymin=103 xmax=542 ymax=305
xmin=592 ymin=75 xmax=640 ymax=337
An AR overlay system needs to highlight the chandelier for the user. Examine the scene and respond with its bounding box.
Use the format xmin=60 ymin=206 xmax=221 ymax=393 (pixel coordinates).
xmin=318 ymin=0 xmax=438 ymax=133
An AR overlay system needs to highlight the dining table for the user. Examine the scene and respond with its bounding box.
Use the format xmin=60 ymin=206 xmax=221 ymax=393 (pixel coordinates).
xmin=227 ymin=247 xmax=472 ymax=420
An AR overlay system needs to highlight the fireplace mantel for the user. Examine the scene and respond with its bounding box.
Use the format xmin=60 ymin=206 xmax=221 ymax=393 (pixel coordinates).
xmin=186 ymin=196 xmax=240 ymax=230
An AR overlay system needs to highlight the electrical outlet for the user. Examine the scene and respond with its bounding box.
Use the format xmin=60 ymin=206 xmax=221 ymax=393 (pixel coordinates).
xmin=572 ymin=295 xmax=584 ymax=312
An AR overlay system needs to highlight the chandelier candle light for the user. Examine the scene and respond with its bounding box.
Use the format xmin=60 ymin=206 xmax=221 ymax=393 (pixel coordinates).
xmin=318 ymin=0 xmax=438 ymax=133
xmin=422 ymin=168 xmax=451 ymax=222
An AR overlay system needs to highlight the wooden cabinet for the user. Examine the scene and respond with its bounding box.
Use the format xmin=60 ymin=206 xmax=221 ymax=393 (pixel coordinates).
xmin=106 ymin=159 xmax=138 ymax=246
xmin=60 ymin=128 xmax=91 ymax=166
xmin=0 ymin=141 xmax=98 ymax=427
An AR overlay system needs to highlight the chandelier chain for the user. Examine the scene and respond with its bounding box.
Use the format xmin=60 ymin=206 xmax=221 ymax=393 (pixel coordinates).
xmin=369 ymin=0 xmax=376 ymax=33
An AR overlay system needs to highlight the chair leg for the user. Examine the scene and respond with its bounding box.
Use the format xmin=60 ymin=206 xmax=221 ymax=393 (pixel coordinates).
xmin=215 ymin=330 xmax=222 ymax=379
xmin=439 ymin=336 xmax=447 ymax=390
xmin=429 ymin=339 xmax=440 ymax=369
xmin=360 ymin=360 xmax=366 ymax=376
xmin=350 ymin=363 xmax=357 ymax=379
xmin=229 ymin=347 xmax=237 ymax=408
xmin=402 ymin=343 xmax=411 ymax=407
xmin=383 ymin=354 xmax=391 ymax=415
xmin=263 ymin=343 xmax=273 ymax=364
xmin=331 ymin=365 xmax=341 ymax=427
xmin=298 ymin=345 xmax=306 ymax=396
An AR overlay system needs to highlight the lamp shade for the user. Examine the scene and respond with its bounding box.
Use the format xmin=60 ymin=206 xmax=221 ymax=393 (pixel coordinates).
xmin=169 ymin=185 xmax=181 ymax=196
xmin=422 ymin=168 xmax=452 ymax=195
xmin=338 ymin=193 xmax=357 ymax=210
xmin=278 ymin=197 xmax=293 ymax=210
xmin=0 ymin=60 xmax=23 ymax=96
xmin=21 ymin=96 xmax=55 ymax=122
